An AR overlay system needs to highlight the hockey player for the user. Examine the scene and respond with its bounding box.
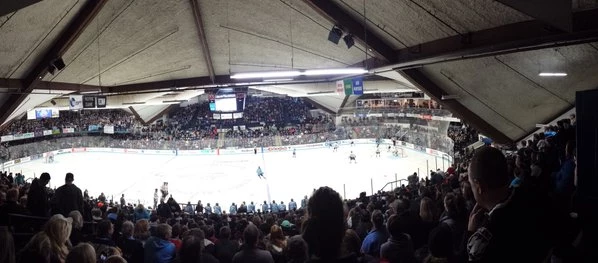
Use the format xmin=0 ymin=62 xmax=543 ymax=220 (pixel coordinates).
xmin=257 ymin=166 xmax=266 ymax=179
xmin=333 ymin=143 xmax=339 ymax=152
xmin=375 ymin=147 xmax=381 ymax=158
xmin=350 ymin=140 xmax=355 ymax=147
xmin=292 ymin=148 xmax=296 ymax=158
xmin=349 ymin=151 xmax=357 ymax=164
xmin=160 ymin=182 xmax=169 ymax=199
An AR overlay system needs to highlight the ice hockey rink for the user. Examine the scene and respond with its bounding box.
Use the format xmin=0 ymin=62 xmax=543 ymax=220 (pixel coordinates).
xmin=5 ymin=144 xmax=449 ymax=208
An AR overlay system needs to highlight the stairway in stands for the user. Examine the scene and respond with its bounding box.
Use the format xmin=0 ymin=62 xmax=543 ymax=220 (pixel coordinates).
xmin=274 ymin=135 xmax=282 ymax=146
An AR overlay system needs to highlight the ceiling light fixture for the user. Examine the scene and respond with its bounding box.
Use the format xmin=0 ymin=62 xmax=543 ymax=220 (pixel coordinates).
xmin=539 ymin=72 xmax=567 ymax=77
xmin=263 ymin=78 xmax=294 ymax=82
xmin=230 ymin=68 xmax=368 ymax=79
xmin=303 ymin=68 xmax=368 ymax=76
xmin=230 ymin=71 xmax=301 ymax=79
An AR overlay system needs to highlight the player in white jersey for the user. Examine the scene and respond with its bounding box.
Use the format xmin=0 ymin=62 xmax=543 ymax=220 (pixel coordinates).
xmin=375 ymin=147 xmax=381 ymax=157
xmin=349 ymin=151 xmax=357 ymax=164
xmin=333 ymin=143 xmax=339 ymax=152
xmin=160 ymin=182 xmax=169 ymax=199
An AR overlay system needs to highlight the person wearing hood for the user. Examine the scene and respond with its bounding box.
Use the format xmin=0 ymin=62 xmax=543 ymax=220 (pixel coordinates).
xmin=134 ymin=204 xmax=150 ymax=222
xmin=144 ymin=223 xmax=176 ymax=263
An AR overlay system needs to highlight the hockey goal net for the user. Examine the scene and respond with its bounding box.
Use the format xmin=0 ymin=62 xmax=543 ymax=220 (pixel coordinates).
xmin=394 ymin=147 xmax=407 ymax=158
xmin=44 ymin=152 xmax=55 ymax=163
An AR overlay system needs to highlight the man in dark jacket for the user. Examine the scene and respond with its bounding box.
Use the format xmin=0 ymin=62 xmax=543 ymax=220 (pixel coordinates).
xmin=52 ymin=172 xmax=84 ymax=216
xmin=27 ymin=172 xmax=51 ymax=217
xmin=215 ymin=226 xmax=240 ymax=263
xmin=467 ymin=147 xmax=558 ymax=263
xmin=0 ymin=188 xmax=29 ymax=225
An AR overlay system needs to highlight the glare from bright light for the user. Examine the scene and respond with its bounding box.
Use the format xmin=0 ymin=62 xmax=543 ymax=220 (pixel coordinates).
xmin=538 ymin=72 xmax=567 ymax=77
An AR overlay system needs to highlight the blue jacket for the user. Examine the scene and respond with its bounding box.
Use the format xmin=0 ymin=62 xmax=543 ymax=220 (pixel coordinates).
xmin=555 ymin=158 xmax=575 ymax=195
xmin=134 ymin=209 xmax=150 ymax=222
xmin=361 ymin=229 xmax=389 ymax=257
xmin=144 ymin=236 xmax=175 ymax=263
xmin=288 ymin=201 xmax=297 ymax=210
xmin=248 ymin=204 xmax=255 ymax=213
xmin=214 ymin=205 xmax=222 ymax=215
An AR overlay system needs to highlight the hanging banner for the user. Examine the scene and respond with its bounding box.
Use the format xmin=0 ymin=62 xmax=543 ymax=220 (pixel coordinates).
xmin=344 ymin=79 xmax=353 ymax=96
xmin=352 ymin=77 xmax=363 ymax=95
xmin=97 ymin=96 xmax=107 ymax=108
xmin=83 ymin=96 xmax=96 ymax=108
xmin=336 ymin=80 xmax=344 ymax=94
xmin=69 ymin=95 xmax=83 ymax=110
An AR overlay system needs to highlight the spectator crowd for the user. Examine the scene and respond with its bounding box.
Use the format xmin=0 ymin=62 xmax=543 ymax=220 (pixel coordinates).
xmin=0 ymin=110 xmax=587 ymax=263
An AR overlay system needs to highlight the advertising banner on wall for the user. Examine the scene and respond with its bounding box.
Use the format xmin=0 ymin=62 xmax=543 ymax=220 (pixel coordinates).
xmin=336 ymin=80 xmax=344 ymax=94
xmin=104 ymin=125 xmax=114 ymax=134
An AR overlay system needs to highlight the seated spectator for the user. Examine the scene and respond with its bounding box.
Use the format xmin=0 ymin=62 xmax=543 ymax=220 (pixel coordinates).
xmin=361 ymin=210 xmax=389 ymax=257
xmin=302 ymin=187 xmax=349 ymax=262
xmin=91 ymin=220 xmax=120 ymax=261
xmin=0 ymin=227 xmax=15 ymax=263
xmin=134 ymin=219 xmax=151 ymax=245
xmin=65 ymin=243 xmax=96 ymax=263
xmin=267 ymin=225 xmax=286 ymax=263
xmin=105 ymin=255 xmax=128 ymax=263
xmin=68 ymin=210 xmax=84 ymax=246
xmin=380 ymin=214 xmax=415 ymax=263
xmin=0 ymin=188 xmax=28 ymax=226
xmin=18 ymin=214 xmax=72 ymax=263
xmin=232 ymin=224 xmax=274 ymax=263
xmin=144 ymin=223 xmax=176 ymax=263
xmin=177 ymin=228 xmax=219 ymax=263
xmin=285 ymin=235 xmax=308 ymax=263
xmin=215 ymin=226 xmax=239 ymax=263
xmin=439 ymin=193 xmax=466 ymax=257
xmin=118 ymin=221 xmax=144 ymax=263
xmin=171 ymin=224 xmax=183 ymax=252
xmin=134 ymin=204 xmax=150 ymax=222
xmin=424 ymin=225 xmax=454 ymax=263
xmin=341 ymin=229 xmax=375 ymax=262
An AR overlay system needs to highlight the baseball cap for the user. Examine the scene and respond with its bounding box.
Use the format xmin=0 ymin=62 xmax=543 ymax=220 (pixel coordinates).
xmin=281 ymin=220 xmax=294 ymax=228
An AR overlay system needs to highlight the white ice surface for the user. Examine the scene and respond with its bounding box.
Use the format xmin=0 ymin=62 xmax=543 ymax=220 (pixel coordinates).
xmin=6 ymin=145 xmax=449 ymax=208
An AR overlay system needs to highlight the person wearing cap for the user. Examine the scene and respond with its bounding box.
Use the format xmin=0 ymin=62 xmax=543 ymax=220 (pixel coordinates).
xmin=27 ymin=172 xmax=51 ymax=217
xmin=52 ymin=172 xmax=84 ymax=217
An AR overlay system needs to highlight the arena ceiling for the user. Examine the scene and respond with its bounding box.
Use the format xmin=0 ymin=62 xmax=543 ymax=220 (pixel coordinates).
xmin=1 ymin=0 xmax=598 ymax=143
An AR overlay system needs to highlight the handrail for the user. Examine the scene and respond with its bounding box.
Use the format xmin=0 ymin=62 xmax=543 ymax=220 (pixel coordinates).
xmin=379 ymin=179 xmax=409 ymax=193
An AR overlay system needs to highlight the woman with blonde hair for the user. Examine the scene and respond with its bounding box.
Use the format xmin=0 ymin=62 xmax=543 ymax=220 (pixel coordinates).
xmin=19 ymin=214 xmax=72 ymax=263
xmin=68 ymin=210 xmax=84 ymax=246
xmin=133 ymin=219 xmax=151 ymax=244
xmin=268 ymin=224 xmax=287 ymax=263
xmin=65 ymin=243 xmax=96 ymax=263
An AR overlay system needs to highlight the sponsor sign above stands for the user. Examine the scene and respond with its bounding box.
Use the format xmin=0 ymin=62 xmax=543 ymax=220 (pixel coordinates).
xmin=43 ymin=130 xmax=53 ymax=136
xmin=1 ymin=135 xmax=14 ymax=142
xmin=69 ymin=95 xmax=83 ymax=110
xmin=63 ymin=128 xmax=75 ymax=134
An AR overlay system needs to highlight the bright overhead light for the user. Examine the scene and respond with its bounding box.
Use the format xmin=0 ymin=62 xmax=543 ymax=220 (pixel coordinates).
xmin=231 ymin=68 xmax=368 ymax=79
xmin=230 ymin=71 xmax=301 ymax=79
xmin=539 ymin=72 xmax=567 ymax=77
xmin=303 ymin=68 xmax=368 ymax=76
xmin=263 ymin=78 xmax=294 ymax=82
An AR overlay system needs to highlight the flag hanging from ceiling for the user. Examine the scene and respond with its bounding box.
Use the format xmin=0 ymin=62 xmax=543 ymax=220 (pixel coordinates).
xmin=344 ymin=79 xmax=353 ymax=96
xmin=352 ymin=77 xmax=363 ymax=95
xmin=336 ymin=80 xmax=344 ymax=94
